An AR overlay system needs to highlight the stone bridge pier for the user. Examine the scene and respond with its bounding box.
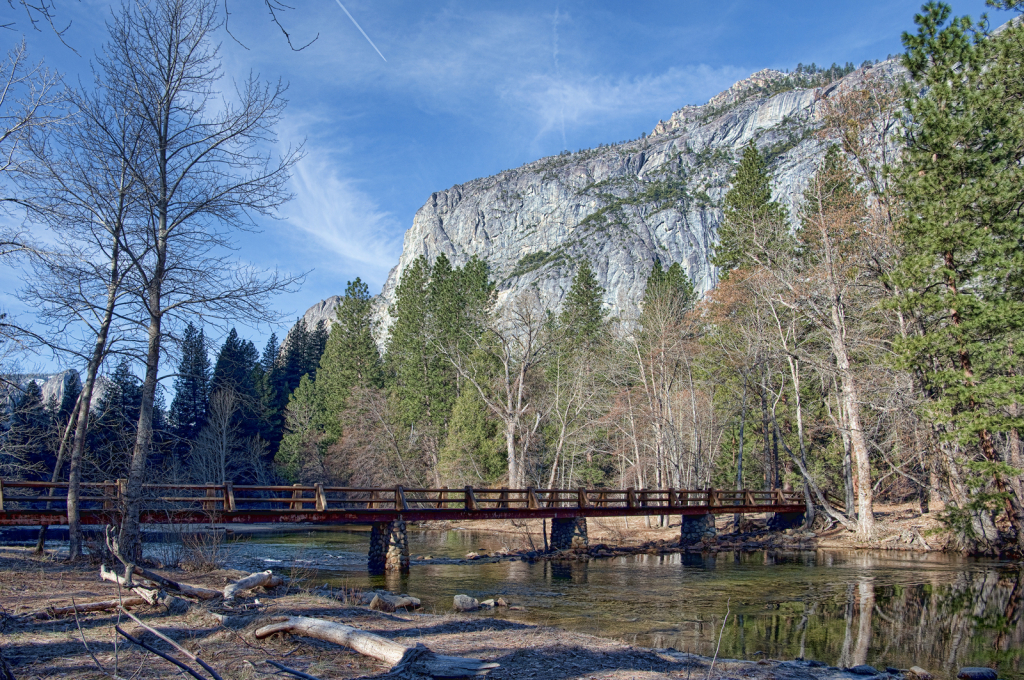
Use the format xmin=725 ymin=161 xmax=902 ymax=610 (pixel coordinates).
xmin=368 ymin=519 xmax=409 ymax=575
xmin=680 ymin=514 xmax=717 ymax=546
xmin=550 ymin=517 xmax=588 ymax=551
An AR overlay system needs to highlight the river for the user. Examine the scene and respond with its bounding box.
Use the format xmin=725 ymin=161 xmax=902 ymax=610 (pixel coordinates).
xmin=203 ymin=527 xmax=1024 ymax=679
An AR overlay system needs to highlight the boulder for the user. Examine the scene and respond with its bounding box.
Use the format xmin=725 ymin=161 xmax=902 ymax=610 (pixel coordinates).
xmin=479 ymin=599 xmax=495 ymax=607
xmin=908 ymin=667 xmax=932 ymax=680
xmin=957 ymin=669 xmax=997 ymax=680
xmin=453 ymin=594 xmax=479 ymax=612
xmin=848 ymin=665 xmax=880 ymax=676
xmin=369 ymin=593 xmax=419 ymax=612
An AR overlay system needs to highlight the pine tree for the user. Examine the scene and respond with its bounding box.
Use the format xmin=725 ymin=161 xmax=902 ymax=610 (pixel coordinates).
xmin=254 ymin=333 xmax=285 ymax=451
xmin=386 ymin=256 xmax=432 ymax=427
xmin=712 ymin=141 xmax=789 ymax=276
xmin=560 ymin=260 xmax=605 ymax=346
xmin=896 ymin=3 xmax=1024 ymax=548
xmin=210 ymin=328 xmax=261 ymax=441
xmin=169 ymin=323 xmax=210 ymax=450
xmin=314 ymin=278 xmax=384 ymax=440
xmin=281 ymin=318 xmax=310 ymax=396
xmin=643 ymin=260 xmax=696 ymax=311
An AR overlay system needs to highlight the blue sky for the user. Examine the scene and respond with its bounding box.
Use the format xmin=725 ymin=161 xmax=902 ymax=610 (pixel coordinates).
xmin=1 ymin=0 xmax=999 ymax=368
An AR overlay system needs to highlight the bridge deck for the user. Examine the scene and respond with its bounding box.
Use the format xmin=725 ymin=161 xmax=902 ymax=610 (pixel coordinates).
xmin=0 ymin=480 xmax=805 ymax=526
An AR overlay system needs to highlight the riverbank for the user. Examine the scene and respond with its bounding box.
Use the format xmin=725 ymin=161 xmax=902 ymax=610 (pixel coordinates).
xmin=433 ymin=501 xmax=949 ymax=555
xmin=0 ymin=546 xmax=940 ymax=680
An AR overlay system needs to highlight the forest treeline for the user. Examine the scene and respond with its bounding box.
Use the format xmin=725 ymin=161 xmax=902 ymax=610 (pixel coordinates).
xmin=2 ymin=0 xmax=1024 ymax=559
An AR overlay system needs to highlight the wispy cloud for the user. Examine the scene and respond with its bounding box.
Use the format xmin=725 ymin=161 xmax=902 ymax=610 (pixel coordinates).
xmin=280 ymin=147 xmax=403 ymax=287
xmin=501 ymin=64 xmax=749 ymax=147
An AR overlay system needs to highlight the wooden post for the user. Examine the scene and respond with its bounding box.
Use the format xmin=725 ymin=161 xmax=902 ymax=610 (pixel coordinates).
xmin=314 ymin=483 xmax=325 ymax=512
xmin=290 ymin=483 xmax=303 ymax=511
xmin=369 ymin=490 xmax=376 ymax=509
xmin=117 ymin=479 xmax=126 ymax=505
xmin=708 ymin=489 xmax=718 ymax=507
xmin=577 ymin=488 xmax=589 ymax=509
xmin=626 ymin=488 xmax=637 ymax=509
xmin=666 ymin=488 xmax=676 ymax=509
xmin=527 ymin=487 xmax=539 ymax=510
xmin=103 ymin=480 xmax=115 ymax=510
xmin=499 ymin=487 xmax=509 ymax=509
xmin=744 ymin=489 xmax=755 ymax=506
xmin=464 ymin=486 xmax=478 ymax=511
xmin=204 ymin=487 xmax=217 ymax=512
xmin=436 ymin=489 xmax=445 ymax=509
xmin=396 ymin=486 xmax=410 ymax=511
xmin=225 ymin=483 xmax=236 ymax=512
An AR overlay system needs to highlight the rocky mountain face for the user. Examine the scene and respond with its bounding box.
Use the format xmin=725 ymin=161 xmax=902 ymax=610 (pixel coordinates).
xmin=0 ymin=370 xmax=103 ymax=415
xmin=302 ymin=59 xmax=905 ymax=345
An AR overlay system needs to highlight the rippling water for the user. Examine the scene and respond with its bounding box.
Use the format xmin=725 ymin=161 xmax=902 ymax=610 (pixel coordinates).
xmin=214 ymin=527 xmax=1023 ymax=679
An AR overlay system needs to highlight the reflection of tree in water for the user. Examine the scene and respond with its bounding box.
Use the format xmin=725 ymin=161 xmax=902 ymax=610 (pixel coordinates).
xmin=662 ymin=562 xmax=1023 ymax=679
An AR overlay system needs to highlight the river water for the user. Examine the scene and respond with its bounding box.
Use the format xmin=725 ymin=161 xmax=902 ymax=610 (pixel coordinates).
xmin=213 ymin=527 xmax=1023 ymax=680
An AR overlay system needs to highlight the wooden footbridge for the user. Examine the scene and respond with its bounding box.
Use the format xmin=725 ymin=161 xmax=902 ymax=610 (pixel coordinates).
xmin=0 ymin=480 xmax=806 ymax=573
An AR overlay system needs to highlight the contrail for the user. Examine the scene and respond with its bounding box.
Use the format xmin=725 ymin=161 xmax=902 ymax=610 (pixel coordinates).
xmin=333 ymin=0 xmax=387 ymax=62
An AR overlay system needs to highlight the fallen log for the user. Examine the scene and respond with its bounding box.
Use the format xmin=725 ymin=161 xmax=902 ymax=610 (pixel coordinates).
xmin=22 ymin=596 xmax=148 ymax=621
xmin=254 ymin=616 xmax=499 ymax=678
xmin=100 ymin=565 xmax=162 ymax=605
xmin=223 ymin=570 xmax=283 ymax=601
xmin=128 ymin=565 xmax=221 ymax=601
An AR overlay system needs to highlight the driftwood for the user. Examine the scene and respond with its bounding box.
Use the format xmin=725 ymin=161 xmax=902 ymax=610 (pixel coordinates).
xmin=223 ymin=570 xmax=283 ymax=601
xmin=22 ymin=596 xmax=148 ymax=620
xmin=254 ymin=616 xmax=499 ymax=678
xmin=127 ymin=565 xmax=221 ymax=601
xmin=100 ymin=565 xmax=162 ymax=605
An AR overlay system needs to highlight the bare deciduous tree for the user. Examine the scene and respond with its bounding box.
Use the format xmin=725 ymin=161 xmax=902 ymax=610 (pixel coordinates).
xmin=95 ymin=0 xmax=302 ymax=560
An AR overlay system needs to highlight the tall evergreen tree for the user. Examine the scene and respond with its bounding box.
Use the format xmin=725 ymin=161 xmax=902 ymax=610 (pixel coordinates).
xmin=281 ymin=318 xmax=310 ymax=396
xmin=712 ymin=141 xmax=790 ymax=276
xmin=386 ymin=255 xmax=494 ymax=431
xmin=896 ymin=3 xmax=1024 ymax=548
xmin=254 ymin=333 xmax=285 ymax=451
xmin=314 ymin=278 xmax=384 ymax=440
xmin=168 ymin=323 xmax=210 ymax=451
xmin=210 ymin=328 xmax=261 ymax=441
xmin=560 ymin=259 xmax=606 ymax=346
xmin=386 ymin=256 xmax=437 ymax=427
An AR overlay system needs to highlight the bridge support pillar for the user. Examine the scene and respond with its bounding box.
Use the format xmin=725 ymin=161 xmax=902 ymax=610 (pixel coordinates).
xmin=550 ymin=517 xmax=588 ymax=551
xmin=680 ymin=514 xmax=716 ymax=546
xmin=768 ymin=511 xmax=805 ymax=531
xmin=368 ymin=520 xmax=410 ymax=575
xmin=386 ymin=519 xmax=410 ymax=573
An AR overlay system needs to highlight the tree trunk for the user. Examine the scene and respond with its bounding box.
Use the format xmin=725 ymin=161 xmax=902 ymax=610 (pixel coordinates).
xmin=68 ymin=302 xmax=118 ymax=558
xmin=254 ymin=616 xmax=499 ymax=677
xmin=119 ymin=276 xmax=163 ymax=562
xmin=759 ymin=377 xmax=772 ymax=489
xmin=735 ymin=372 xmax=747 ymax=529
xmin=787 ymin=357 xmax=814 ymax=526
xmin=834 ymin=335 xmax=874 ymax=536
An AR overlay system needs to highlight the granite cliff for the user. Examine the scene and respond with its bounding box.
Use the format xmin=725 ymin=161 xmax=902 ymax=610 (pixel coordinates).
xmin=300 ymin=59 xmax=905 ymax=345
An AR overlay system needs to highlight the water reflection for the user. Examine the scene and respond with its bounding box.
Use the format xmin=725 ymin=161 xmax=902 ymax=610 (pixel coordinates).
xmin=228 ymin=529 xmax=1024 ymax=679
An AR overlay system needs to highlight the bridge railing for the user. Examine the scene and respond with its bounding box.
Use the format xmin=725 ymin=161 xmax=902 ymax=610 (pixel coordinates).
xmin=0 ymin=479 xmax=804 ymax=515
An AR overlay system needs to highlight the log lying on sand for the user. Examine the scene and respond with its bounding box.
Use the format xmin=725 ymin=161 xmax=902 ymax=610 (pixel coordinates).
xmin=254 ymin=616 xmax=499 ymax=678
xmin=22 ymin=596 xmax=148 ymax=621
xmin=223 ymin=570 xmax=284 ymax=601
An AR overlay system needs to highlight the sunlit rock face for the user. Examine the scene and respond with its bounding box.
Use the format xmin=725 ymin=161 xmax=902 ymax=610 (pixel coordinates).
xmin=299 ymin=60 xmax=905 ymax=346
